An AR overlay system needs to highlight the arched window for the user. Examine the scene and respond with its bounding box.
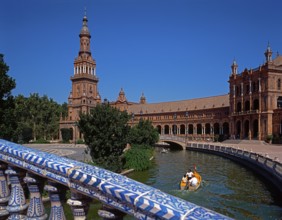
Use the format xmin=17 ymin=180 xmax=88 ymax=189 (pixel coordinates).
xmin=253 ymin=99 xmax=259 ymax=110
xmin=277 ymin=96 xmax=282 ymax=108
xmin=205 ymin=123 xmax=211 ymax=134
xmin=252 ymin=82 xmax=256 ymax=92
xmin=245 ymin=100 xmax=250 ymax=111
xmin=246 ymin=84 xmax=250 ymax=94
xmin=236 ymin=86 xmax=240 ymax=97
xmin=180 ymin=124 xmax=185 ymax=134
xmin=157 ymin=125 xmax=161 ymax=134
xmin=278 ymin=78 xmax=281 ymax=90
xmin=244 ymin=120 xmax=250 ymax=138
xmin=188 ymin=124 xmax=193 ymax=134
xmin=214 ymin=123 xmax=220 ymax=135
xmin=236 ymin=121 xmax=241 ymax=139
xmin=253 ymin=120 xmax=258 ymax=138
xmin=172 ymin=125 xmax=177 ymax=135
xmin=197 ymin=124 xmax=202 ymax=134
xmin=237 ymin=102 xmax=242 ymax=112
xmin=223 ymin=122 xmax=229 ymax=135
xmin=164 ymin=125 xmax=169 ymax=134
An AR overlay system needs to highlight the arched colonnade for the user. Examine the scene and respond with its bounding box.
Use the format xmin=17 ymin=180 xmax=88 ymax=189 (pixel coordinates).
xmin=155 ymin=122 xmax=229 ymax=141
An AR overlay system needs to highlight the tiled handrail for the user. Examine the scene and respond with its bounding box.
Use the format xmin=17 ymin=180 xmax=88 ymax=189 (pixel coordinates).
xmin=0 ymin=139 xmax=232 ymax=219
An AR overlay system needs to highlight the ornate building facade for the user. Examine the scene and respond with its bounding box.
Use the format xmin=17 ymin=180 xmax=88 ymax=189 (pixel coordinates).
xmin=229 ymin=46 xmax=282 ymax=141
xmin=60 ymin=15 xmax=282 ymax=143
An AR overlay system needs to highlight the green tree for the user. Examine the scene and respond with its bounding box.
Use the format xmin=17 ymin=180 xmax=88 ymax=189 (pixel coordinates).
xmin=39 ymin=95 xmax=61 ymax=140
xmin=78 ymin=103 xmax=130 ymax=172
xmin=0 ymin=54 xmax=17 ymax=141
xmin=128 ymin=119 xmax=159 ymax=146
xmin=15 ymin=95 xmax=32 ymax=143
xmin=60 ymin=102 xmax=68 ymax=119
xmin=15 ymin=94 xmax=62 ymax=142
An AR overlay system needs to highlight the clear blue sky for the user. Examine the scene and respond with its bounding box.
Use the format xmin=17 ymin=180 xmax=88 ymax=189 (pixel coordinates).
xmin=1 ymin=0 xmax=282 ymax=104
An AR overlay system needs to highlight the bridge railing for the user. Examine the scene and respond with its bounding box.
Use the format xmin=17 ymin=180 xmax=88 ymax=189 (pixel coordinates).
xmin=160 ymin=135 xmax=187 ymax=143
xmin=0 ymin=139 xmax=232 ymax=220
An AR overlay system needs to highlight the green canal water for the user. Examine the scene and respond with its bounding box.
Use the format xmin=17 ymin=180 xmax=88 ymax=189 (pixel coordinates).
xmin=126 ymin=149 xmax=282 ymax=220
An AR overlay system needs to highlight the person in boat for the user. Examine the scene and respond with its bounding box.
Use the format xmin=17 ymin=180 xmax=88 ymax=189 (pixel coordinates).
xmin=181 ymin=174 xmax=188 ymax=184
xmin=186 ymin=169 xmax=194 ymax=180
xmin=189 ymin=175 xmax=198 ymax=187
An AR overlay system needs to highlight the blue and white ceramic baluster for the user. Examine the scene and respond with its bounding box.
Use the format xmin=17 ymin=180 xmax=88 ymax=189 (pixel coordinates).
xmin=67 ymin=191 xmax=92 ymax=220
xmin=24 ymin=174 xmax=47 ymax=220
xmin=44 ymin=181 xmax=66 ymax=220
xmin=98 ymin=205 xmax=125 ymax=220
xmin=5 ymin=166 xmax=28 ymax=220
xmin=0 ymin=163 xmax=10 ymax=219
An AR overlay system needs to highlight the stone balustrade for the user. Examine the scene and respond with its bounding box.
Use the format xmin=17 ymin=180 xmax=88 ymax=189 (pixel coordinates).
xmin=0 ymin=139 xmax=232 ymax=220
xmin=187 ymin=142 xmax=282 ymax=192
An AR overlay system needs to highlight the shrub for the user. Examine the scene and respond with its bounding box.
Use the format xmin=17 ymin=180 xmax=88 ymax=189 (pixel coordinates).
xmin=123 ymin=144 xmax=154 ymax=171
xmin=76 ymin=139 xmax=85 ymax=144
xmin=265 ymin=134 xmax=273 ymax=143
xmin=32 ymin=138 xmax=50 ymax=144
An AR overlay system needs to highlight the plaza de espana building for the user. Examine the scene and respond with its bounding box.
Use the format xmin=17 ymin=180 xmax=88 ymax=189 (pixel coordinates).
xmin=59 ymin=15 xmax=282 ymax=144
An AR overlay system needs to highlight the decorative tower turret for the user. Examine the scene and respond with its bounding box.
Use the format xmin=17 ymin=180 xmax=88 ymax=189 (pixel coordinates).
xmin=68 ymin=13 xmax=101 ymax=121
xmin=264 ymin=42 xmax=273 ymax=63
xmin=60 ymin=12 xmax=101 ymax=142
xmin=231 ymin=59 xmax=238 ymax=77
xmin=117 ymin=88 xmax=127 ymax=103
xmin=140 ymin=93 xmax=146 ymax=104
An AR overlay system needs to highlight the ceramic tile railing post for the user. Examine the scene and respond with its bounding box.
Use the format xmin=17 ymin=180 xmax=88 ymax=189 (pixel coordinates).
xmin=44 ymin=181 xmax=67 ymax=220
xmin=98 ymin=204 xmax=126 ymax=220
xmin=67 ymin=192 xmax=92 ymax=220
xmin=24 ymin=173 xmax=47 ymax=220
xmin=5 ymin=166 xmax=28 ymax=219
xmin=0 ymin=163 xmax=9 ymax=219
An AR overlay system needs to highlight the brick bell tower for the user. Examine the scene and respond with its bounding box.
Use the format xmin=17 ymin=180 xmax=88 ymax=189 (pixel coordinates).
xmin=60 ymin=12 xmax=101 ymax=142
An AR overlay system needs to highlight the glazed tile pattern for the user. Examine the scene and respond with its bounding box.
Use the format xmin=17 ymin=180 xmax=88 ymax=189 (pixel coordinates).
xmin=0 ymin=139 xmax=232 ymax=219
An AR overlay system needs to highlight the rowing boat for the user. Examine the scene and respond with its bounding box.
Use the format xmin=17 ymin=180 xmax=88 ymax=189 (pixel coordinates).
xmin=179 ymin=170 xmax=202 ymax=191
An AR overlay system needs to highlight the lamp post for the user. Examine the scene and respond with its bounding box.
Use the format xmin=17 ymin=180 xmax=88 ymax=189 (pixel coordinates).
xmin=173 ymin=113 xmax=177 ymax=135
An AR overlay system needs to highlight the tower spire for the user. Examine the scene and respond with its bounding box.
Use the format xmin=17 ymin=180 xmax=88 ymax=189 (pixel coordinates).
xmin=140 ymin=92 xmax=146 ymax=104
xmin=79 ymin=11 xmax=91 ymax=55
xmin=231 ymin=59 xmax=238 ymax=76
xmin=264 ymin=42 xmax=273 ymax=63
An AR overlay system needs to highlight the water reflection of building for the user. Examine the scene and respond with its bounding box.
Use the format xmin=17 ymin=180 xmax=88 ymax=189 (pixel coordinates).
xmin=60 ymin=14 xmax=282 ymax=143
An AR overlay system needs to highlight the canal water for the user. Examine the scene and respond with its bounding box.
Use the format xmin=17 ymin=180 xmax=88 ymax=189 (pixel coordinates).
xmin=127 ymin=149 xmax=282 ymax=220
